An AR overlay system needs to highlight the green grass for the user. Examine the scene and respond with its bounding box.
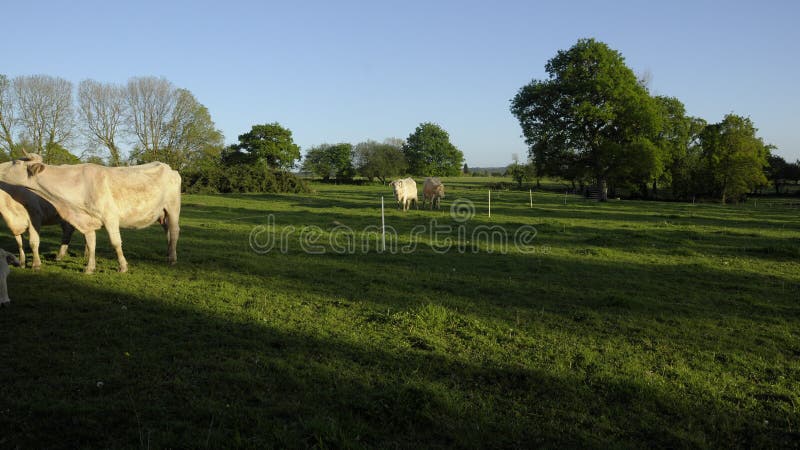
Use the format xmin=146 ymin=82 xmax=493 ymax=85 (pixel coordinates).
xmin=0 ymin=178 xmax=798 ymax=448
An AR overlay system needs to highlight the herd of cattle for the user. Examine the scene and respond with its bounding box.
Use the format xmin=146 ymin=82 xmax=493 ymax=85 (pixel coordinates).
xmin=390 ymin=177 xmax=445 ymax=211
xmin=0 ymin=152 xmax=181 ymax=304
xmin=0 ymin=156 xmax=444 ymax=304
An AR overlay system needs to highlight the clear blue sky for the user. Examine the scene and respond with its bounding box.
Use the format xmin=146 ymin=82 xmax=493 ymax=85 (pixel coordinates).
xmin=2 ymin=0 xmax=798 ymax=166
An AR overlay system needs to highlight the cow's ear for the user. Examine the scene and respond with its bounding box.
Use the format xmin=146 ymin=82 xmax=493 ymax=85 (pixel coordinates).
xmin=27 ymin=163 xmax=45 ymax=177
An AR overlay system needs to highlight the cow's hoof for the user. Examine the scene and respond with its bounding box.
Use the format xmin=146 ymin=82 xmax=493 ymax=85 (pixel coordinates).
xmin=0 ymin=300 xmax=9 ymax=307
xmin=32 ymin=265 xmax=41 ymax=271
xmin=84 ymin=267 xmax=95 ymax=275
xmin=118 ymin=265 xmax=128 ymax=273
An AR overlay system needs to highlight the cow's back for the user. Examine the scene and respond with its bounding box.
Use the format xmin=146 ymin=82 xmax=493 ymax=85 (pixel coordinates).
xmin=402 ymin=178 xmax=417 ymax=199
xmin=105 ymin=163 xmax=181 ymax=229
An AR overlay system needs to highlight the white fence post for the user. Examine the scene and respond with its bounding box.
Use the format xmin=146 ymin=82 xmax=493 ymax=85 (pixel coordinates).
xmin=381 ymin=196 xmax=386 ymax=252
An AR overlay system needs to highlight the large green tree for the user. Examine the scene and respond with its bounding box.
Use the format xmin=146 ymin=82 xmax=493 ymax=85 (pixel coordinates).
xmin=353 ymin=139 xmax=407 ymax=183
xmin=302 ymin=143 xmax=355 ymax=181
xmin=403 ymin=122 xmax=464 ymax=177
xmin=511 ymin=38 xmax=661 ymax=200
xmin=229 ymin=123 xmax=301 ymax=171
xmin=700 ymin=114 xmax=769 ymax=203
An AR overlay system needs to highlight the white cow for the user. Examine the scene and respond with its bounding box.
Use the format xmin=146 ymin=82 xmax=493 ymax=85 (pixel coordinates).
xmin=0 ymin=248 xmax=20 ymax=306
xmin=422 ymin=177 xmax=445 ymax=210
xmin=0 ymin=154 xmax=181 ymax=274
xmin=389 ymin=177 xmax=418 ymax=211
xmin=0 ymin=182 xmax=75 ymax=269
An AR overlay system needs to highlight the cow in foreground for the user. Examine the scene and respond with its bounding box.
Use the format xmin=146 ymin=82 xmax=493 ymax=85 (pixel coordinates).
xmin=0 ymin=183 xmax=75 ymax=269
xmin=0 ymin=154 xmax=181 ymax=274
xmin=422 ymin=177 xmax=445 ymax=210
xmin=389 ymin=177 xmax=418 ymax=211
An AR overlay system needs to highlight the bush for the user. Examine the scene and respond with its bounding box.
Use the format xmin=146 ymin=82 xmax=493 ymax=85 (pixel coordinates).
xmin=182 ymin=163 xmax=309 ymax=194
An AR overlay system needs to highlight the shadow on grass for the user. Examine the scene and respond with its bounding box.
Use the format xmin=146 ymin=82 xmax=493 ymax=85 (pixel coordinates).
xmin=0 ymin=272 xmax=794 ymax=448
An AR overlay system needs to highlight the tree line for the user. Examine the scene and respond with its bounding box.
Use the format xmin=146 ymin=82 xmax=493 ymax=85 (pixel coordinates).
xmin=0 ymin=74 xmax=224 ymax=169
xmin=511 ymin=38 xmax=791 ymax=203
xmin=300 ymin=122 xmax=465 ymax=183
xmin=0 ymin=73 xmax=465 ymax=193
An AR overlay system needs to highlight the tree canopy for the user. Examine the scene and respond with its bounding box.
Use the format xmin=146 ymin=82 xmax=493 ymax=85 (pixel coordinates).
xmin=353 ymin=140 xmax=407 ymax=183
xmin=302 ymin=143 xmax=355 ymax=181
xmin=403 ymin=122 xmax=464 ymax=177
xmin=228 ymin=122 xmax=301 ymax=171
xmin=511 ymin=38 xmax=661 ymax=200
xmin=699 ymin=114 xmax=769 ymax=203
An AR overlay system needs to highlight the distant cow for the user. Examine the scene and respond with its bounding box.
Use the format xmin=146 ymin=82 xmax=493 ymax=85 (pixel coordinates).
xmin=0 ymin=182 xmax=75 ymax=269
xmin=0 ymin=153 xmax=181 ymax=274
xmin=422 ymin=177 xmax=445 ymax=210
xmin=389 ymin=177 xmax=418 ymax=211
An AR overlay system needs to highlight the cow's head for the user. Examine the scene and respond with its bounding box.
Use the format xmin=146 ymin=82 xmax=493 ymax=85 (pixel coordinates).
xmin=436 ymin=184 xmax=445 ymax=199
xmin=389 ymin=180 xmax=403 ymax=200
xmin=0 ymin=155 xmax=45 ymax=187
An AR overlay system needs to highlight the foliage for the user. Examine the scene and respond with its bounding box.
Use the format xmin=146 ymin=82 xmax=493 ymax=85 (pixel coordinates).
xmin=353 ymin=140 xmax=407 ymax=183
xmin=230 ymin=123 xmax=301 ymax=171
xmin=42 ymin=142 xmax=81 ymax=164
xmin=764 ymin=153 xmax=800 ymax=194
xmin=511 ymin=38 xmax=661 ymax=200
xmin=302 ymin=143 xmax=355 ymax=181
xmin=182 ymin=161 xmax=309 ymax=194
xmin=128 ymin=85 xmax=224 ymax=170
xmin=403 ymin=122 xmax=464 ymax=177
xmin=700 ymin=114 xmax=769 ymax=203
xmin=506 ymin=162 xmax=536 ymax=188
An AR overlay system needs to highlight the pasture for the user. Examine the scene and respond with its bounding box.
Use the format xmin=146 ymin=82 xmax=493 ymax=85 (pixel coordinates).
xmin=0 ymin=178 xmax=798 ymax=448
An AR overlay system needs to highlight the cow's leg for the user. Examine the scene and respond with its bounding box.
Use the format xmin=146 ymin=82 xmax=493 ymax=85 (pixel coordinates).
xmin=28 ymin=224 xmax=42 ymax=271
xmin=164 ymin=206 xmax=180 ymax=265
xmin=106 ymin=223 xmax=128 ymax=273
xmin=84 ymin=230 xmax=97 ymax=274
xmin=14 ymin=234 xmax=25 ymax=269
xmin=56 ymin=221 xmax=74 ymax=261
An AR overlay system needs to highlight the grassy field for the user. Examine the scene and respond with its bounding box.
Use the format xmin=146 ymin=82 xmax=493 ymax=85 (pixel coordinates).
xmin=0 ymin=178 xmax=798 ymax=448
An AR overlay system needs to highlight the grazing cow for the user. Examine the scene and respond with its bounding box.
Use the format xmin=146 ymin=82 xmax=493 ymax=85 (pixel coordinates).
xmin=0 ymin=182 xmax=75 ymax=269
xmin=389 ymin=177 xmax=418 ymax=211
xmin=0 ymin=153 xmax=181 ymax=274
xmin=422 ymin=177 xmax=445 ymax=210
xmin=0 ymin=248 xmax=20 ymax=306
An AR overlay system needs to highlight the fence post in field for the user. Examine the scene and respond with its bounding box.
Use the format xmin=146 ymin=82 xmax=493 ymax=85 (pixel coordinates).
xmin=564 ymin=191 xmax=567 ymax=205
xmin=530 ymin=189 xmax=533 ymax=208
xmin=381 ymin=196 xmax=386 ymax=252
xmin=488 ymin=189 xmax=492 ymax=218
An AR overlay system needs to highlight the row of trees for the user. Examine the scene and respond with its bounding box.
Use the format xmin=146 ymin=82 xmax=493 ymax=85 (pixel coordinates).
xmin=0 ymin=74 xmax=223 ymax=168
xmin=511 ymin=38 xmax=779 ymax=203
xmin=301 ymin=122 xmax=465 ymax=182
xmin=0 ymin=73 xmax=464 ymax=192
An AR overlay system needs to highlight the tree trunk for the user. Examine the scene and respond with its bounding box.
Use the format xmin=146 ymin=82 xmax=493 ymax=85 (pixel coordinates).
xmin=652 ymin=179 xmax=659 ymax=197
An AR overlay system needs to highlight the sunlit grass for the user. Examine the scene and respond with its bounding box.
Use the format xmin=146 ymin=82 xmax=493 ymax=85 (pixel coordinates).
xmin=0 ymin=179 xmax=798 ymax=448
